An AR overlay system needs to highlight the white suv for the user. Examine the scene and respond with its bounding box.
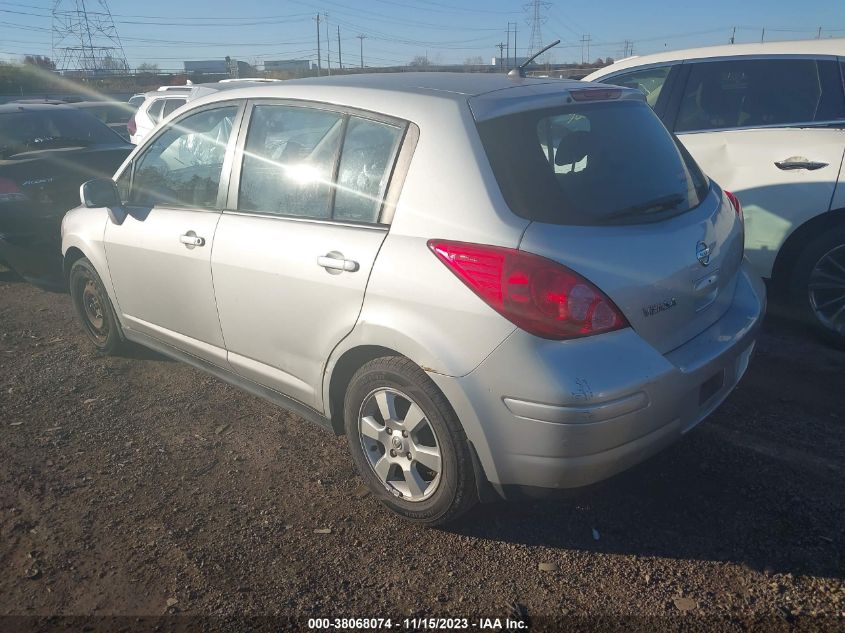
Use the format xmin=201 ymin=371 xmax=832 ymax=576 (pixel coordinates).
xmin=127 ymin=87 xmax=191 ymax=145
xmin=585 ymin=40 xmax=845 ymax=344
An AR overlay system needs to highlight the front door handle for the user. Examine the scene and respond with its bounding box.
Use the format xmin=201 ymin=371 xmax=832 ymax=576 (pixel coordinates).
xmin=317 ymin=252 xmax=359 ymax=273
xmin=179 ymin=232 xmax=205 ymax=247
xmin=775 ymin=157 xmax=829 ymax=171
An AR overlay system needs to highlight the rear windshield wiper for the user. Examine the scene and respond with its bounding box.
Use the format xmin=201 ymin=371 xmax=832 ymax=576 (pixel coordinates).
xmin=604 ymin=193 xmax=685 ymax=221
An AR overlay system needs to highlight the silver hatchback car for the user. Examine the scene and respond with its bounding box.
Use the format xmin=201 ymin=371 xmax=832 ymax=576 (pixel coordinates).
xmin=62 ymin=73 xmax=765 ymax=525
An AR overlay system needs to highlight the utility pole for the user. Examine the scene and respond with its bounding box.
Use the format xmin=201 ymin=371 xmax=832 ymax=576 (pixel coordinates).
xmin=315 ymin=13 xmax=321 ymax=76
xmin=581 ymin=34 xmax=592 ymax=64
xmin=513 ymin=23 xmax=517 ymax=69
xmin=761 ymin=28 xmax=765 ymax=43
xmin=325 ymin=13 xmax=331 ymax=75
xmin=730 ymin=26 xmax=736 ymax=44
xmin=357 ymin=34 xmax=366 ymax=70
xmin=496 ymin=42 xmax=505 ymax=69
xmin=817 ymin=26 xmax=822 ymax=39
xmin=506 ymin=22 xmax=511 ymax=70
xmin=337 ymin=25 xmax=342 ymax=69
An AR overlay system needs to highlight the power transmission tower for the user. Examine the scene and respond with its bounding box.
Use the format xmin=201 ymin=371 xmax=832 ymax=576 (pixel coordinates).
xmin=357 ymin=34 xmax=366 ymax=70
xmin=580 ymin=34 xmax=592 ymax=64
xmin=524 ymin=0 xmax=551 ymax=65
xmin=51 ymin=0 xmax=129 ymax=74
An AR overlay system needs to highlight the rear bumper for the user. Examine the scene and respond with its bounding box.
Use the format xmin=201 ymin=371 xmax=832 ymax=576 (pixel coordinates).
xmin=429 ymin=261 xmax=766 ymax=494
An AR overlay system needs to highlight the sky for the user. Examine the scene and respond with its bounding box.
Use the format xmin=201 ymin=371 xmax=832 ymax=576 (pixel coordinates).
xmin=1 ymin=0 xmax=845 ymax=71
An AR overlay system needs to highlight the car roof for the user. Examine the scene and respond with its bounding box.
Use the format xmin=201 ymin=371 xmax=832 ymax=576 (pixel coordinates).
xmin=184 ymin=72 xmax=641 ymax=125
xmin=587 ymin=38 xmax=845 ymax=77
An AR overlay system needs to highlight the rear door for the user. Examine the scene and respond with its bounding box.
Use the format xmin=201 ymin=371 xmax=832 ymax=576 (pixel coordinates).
xmin=211 ymin=101 xmax=407 ymax=410
xmin=668 ymin=57 xmax=845 ymax=278
xmin=104 ymin=101 xmax=243 ymax=365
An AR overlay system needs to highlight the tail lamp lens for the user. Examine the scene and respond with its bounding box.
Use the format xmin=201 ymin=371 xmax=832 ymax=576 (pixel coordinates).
xmin=428 ymin=240 xmax=628 ymax=340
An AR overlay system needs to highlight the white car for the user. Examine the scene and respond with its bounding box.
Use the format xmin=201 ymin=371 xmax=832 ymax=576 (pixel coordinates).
xmin=127 ymin=87 xmax=191 ymax=145
xmin=585 ymin=40 xmax=845 ymax=344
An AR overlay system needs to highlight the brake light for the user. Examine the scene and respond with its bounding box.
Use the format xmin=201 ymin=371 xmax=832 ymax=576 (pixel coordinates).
xmin=127 ymin=113 xmax=137 ymax=136
xmin=725 ymin=190 xmax=742 ymax=221
xmin=0 ymin=177 xmax=25 ymax=203
xmin=569 ymin=88 xmax=622 ymax=102
xmin=428 ymin=240 xmax=628 ymax=340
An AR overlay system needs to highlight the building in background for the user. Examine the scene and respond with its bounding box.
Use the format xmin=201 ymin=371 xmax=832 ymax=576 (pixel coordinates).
xmin=263 ymin=59 xmax=312 ymax=73
xmin=183 ymin=59 xmax=255 ymax=78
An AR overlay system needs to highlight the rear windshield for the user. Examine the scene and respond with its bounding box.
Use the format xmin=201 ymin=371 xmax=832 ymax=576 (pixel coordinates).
xmin=0 ymin=108 xmax=120 ymax=157
xmin=477 ymin=99 xmax=710 ymax=225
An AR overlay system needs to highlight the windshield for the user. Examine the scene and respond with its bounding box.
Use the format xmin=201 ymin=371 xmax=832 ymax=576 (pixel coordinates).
xmin=477 ymin=99 xmax=710 ymax=225
xmin=0 ymin=108 xmax=121 ymax=158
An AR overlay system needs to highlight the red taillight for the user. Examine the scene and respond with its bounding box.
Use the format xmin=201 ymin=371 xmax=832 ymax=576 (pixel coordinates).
xmin=0 ymin=177 xmax=25 ymax=203
xmin=428 ymin=240 xmax=628 ymax=340
xmin=725 ymin=190 xmax=742 ymax=220
xmin=127 ymin=113 xmax=137 ymax=136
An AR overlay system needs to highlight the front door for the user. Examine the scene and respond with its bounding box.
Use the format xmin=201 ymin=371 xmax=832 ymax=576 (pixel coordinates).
xmin=104 ymin=103 xmax=242 ymax=365
xmin=211 ymin=102 xmax=406 ymax=410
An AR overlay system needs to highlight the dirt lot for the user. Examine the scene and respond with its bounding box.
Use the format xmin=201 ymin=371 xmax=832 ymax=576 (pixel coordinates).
xmin=0 ymin=270 xmax=843 ymax=631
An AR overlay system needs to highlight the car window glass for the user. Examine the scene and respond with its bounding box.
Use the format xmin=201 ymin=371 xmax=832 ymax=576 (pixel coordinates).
xmin=600 ymin=66 xmax=671 ymax=108
xmin=115 ymin=164 xmax=132 ymax=203
xmin=162 ymin=99 xmax=186 ymax=119
xmin=478 ymin=100 xmax=709 ymax=226
xmin=238 ymin=104 xmax=344 ymax=219
xmin=333 ymin=117 xmax=403 ymax=223
xmin=147 ymin=99 xmax=165 ymax=124
xmin=130 ymin=105 xmax=237 ymax=208
xmin=676 ymin=59 xmax=830 ymax=132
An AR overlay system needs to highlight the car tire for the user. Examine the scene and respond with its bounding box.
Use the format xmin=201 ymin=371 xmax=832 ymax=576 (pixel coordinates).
xmin=788 ymin=225 xmax=845 ymax=348
xmin=69 ymin=257 xmax=125 ymax=355
xmin=344 ymin=356 xmax=477 ymax=526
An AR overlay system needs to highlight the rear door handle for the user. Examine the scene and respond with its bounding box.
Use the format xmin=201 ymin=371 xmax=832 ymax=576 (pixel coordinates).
xmin=179 ymin=233 xmax=205 ymax=247
xmin=317 ymin=252 xmax=359 ymax=273
xmin=775 ymin=157 xmax=829 ymax=171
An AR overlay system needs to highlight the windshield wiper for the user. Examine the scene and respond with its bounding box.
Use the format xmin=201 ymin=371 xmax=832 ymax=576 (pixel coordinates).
xmin=605 ymin=193 xmax=685 ymax=221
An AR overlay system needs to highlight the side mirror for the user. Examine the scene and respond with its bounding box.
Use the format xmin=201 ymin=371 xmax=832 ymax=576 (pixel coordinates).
xmin=80 ymin=178 xmax=120 ymax=209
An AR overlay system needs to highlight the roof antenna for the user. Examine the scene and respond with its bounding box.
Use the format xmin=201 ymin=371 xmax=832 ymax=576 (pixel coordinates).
xmin=508 ymin=39 xmax=560 ymax=79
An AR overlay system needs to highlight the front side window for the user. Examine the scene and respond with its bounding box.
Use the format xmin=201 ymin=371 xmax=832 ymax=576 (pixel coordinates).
xmin=238 ymin=104 xmax=405 ymax=223
xmin=675 ymin=58 xmax=845 ymax=132
xmin=129 ymin=105 xmax=237 ymax=208
xmin=600 ymin=66 xmax=671 ymax=109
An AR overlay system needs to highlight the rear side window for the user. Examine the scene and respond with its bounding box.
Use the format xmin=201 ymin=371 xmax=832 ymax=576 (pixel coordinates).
xmin=162 ymin=98 xmax=186 ymax=119
xmin=477 ymin=99 xmax=709 ymax=226
xmin=676 ymin=58 xmax=845 ymax=132
xmin=147 ymin=99 xmax=165 ymax=123
xmin=600 ymin=66 xmax=671 ymax=108
xmin=238 ymin=104 xmax=403 ymax=223
xmin=334 ymin=117 xmax=403 ymax=223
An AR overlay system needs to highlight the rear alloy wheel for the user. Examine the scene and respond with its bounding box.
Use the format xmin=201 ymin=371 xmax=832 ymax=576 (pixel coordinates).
xmin=69 ymin=257 xmax=125 ymax=355
xmin=344 ymin=356 xmax=477 ymax=525
xmin=790 ymin=227 xmax=845 ymax=347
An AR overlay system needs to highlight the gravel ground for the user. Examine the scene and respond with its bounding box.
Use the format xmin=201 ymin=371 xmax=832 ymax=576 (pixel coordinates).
xmin=0 ymin=270 xmax=843 ymax=632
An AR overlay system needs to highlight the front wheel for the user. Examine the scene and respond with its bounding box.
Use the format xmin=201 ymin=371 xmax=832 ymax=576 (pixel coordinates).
xmin=344 ymin=357 xmax=477 ymax=525
xmin=69 ymin=257 xmax=125 ymax=355
xmin=789 ymin=226 xmax=845 ymax=347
